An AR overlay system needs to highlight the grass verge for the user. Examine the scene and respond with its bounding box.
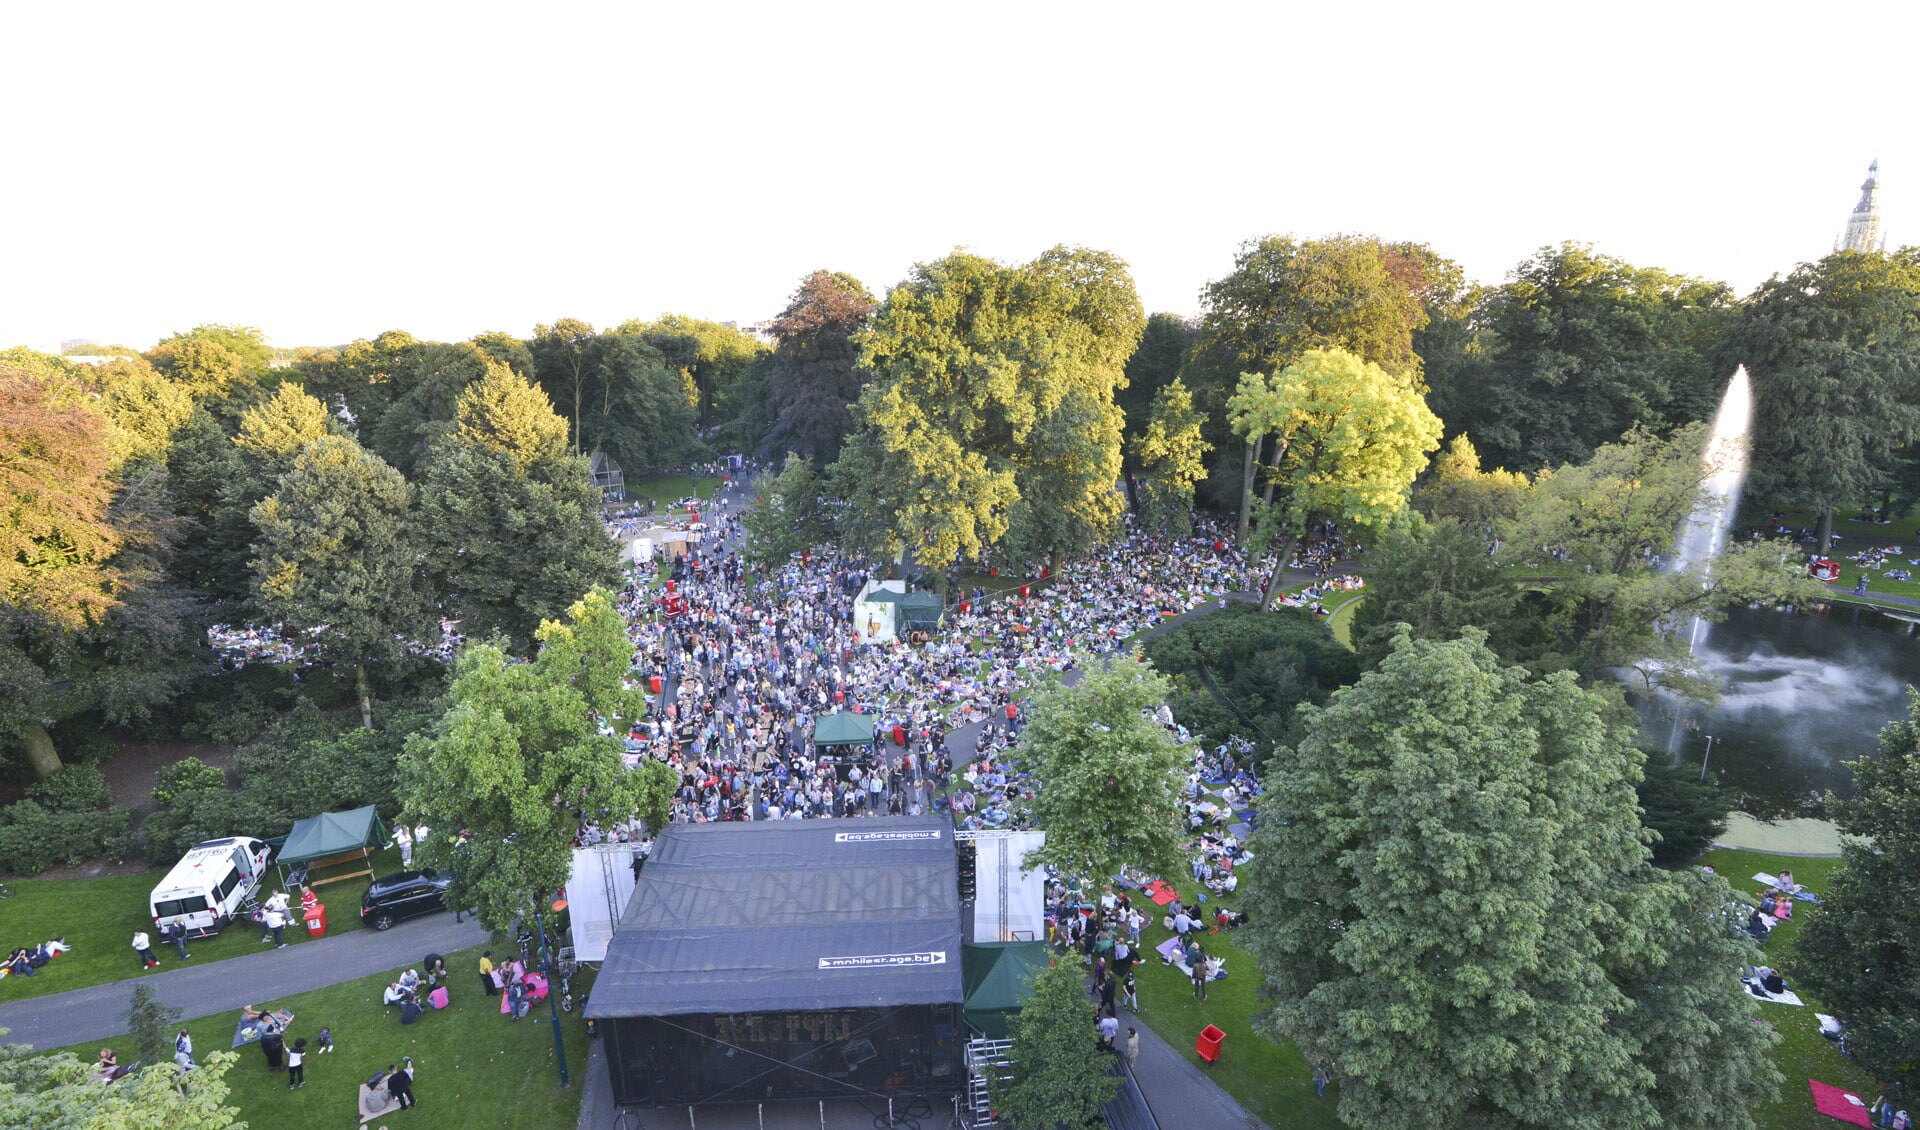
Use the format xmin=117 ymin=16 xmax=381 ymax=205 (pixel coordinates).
xmin=0 ymin=847 xmax=417 ymax=1002
xmin=32 ymin=944 xmax=589 ymax=1130
xmin=1695 ymin=850 xmax=1879 ymax=1130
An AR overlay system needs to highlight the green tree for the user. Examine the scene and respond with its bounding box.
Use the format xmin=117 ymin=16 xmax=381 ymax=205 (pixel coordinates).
xmin=1141 ymin=604 xmax=1357 ymax=768
xmin=738 ymin=454 xmax=831 ymax=567
xmin=1240 ymin=631 xmax=1778 ymax=1130
xmin=988 ymin=961 xmax=1118 ymax=1130
xmin=363 ymin=341 xmax=493 ymax=475
xmin=1229 ymin=348 xmax=1443 ymax=607
xmin=1733 ymin=248 xmax=1920 ymax=549
xmin=121 ymin=982 xmax=184 ymax=1068
xmin=629 ymin=314 xmax=772 ymax=431
xmin=147 ymin=323 xmax=270 ymax=401
xmin=250 ymin=434 xmax=428 ymax=728
xmin=0 ymin=1033 xmax=243 ymax=1128
xmin=531 ymin=318 xmax=599 ymax=455
xmin=416 ymin=363 xmax=618 ymax=653
xmin=1500 ymin=423 xmax=1820 ymax=692
xmin=1412 ymin=434 xmax=1530 ymax=530
xmin=400 ymin=590 xmax=675 ymax=929
xmin=839 ymin=247 xmax=1143 ymax=574
xmin=1183 ymin=236 xmax=1452 ymax=539
xmin=1440 ymin=243 xmax=1736 ymax=471
xmin=1350 ymin=514 xmax=1549 ymax=670
xmin=1019 ymin=660 xmax=1187 ymax=886
xmin=1798 ymin=692 xmax=1920 ymax=1107
xmin=590 ymin=330 xmax=701 ymax=475
xmin=1635 ymin=752 xmax=1735 ymax=866
xmin=1129 ymin=377 xmax=1211 ymax=536
xmin=757 ymin=270 xmax=876 ymax=465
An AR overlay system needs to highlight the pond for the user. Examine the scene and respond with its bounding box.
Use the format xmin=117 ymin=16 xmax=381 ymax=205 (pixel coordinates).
xmin=1645 ymin=602 xmax=1920 ymax=818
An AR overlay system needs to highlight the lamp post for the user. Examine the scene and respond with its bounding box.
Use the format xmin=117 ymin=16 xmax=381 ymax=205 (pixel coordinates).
xmin=1699 ymin=734 xmax=1716 ymax=783
xmin=533 ymin=908 xmax=570 ymax=1086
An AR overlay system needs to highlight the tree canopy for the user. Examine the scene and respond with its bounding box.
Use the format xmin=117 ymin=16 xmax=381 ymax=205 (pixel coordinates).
xmin=757 ymin=270 xmax=876 ymax=465
xmin=400 ymin=590 xmax=675 ymax=929
xmin=987 ymin=960 xmax=1118 ymax=1129
xmin=1240 ymin=630 xmax=1778 ymax=1130
xmin=1798 ymin=691 xmax=1920 ymax=1108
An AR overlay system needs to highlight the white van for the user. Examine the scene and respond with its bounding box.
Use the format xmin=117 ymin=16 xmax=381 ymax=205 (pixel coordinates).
xmin=149 ymin=837 xmax=273 ymax=936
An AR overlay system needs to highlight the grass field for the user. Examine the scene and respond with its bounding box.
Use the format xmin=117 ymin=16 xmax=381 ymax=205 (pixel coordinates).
xmin=1122 ymin=849 xmax=1871 ymax=1129
xmin=35 ymin=944 xmax=590 ymax=1130
xmin=1694 ymin=850 xmax=1880 ymax=1130
xmin=622 ymin=474 xmax=722 ymax=511
xmin=0 ymin=847 xmax=411 ymax=1003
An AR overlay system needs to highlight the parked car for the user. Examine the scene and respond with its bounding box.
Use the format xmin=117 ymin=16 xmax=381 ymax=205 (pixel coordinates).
xmin=359 ymin=869 xmax=452 ymax=931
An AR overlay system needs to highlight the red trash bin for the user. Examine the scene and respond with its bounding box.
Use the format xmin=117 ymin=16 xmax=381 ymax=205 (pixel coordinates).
xmin=959 ymin=601 xmax=971 ymax=614
xmin=649 ymin=674 xmax=664 ymax=694
xmin=1197 ymin=1024 xmax=1225 ymax=1065
xmin=1019 ymin=584 xmax=1030 ymax=598
xmin=304 ymin=904 xmax=327 ymax=938
xmin=891 ymin=724 xmax=906 ymax=746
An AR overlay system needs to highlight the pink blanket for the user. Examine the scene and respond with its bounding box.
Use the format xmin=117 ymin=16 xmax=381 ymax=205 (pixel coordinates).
xmin=1809 ymin=1080 xmax=1872 ymax=1126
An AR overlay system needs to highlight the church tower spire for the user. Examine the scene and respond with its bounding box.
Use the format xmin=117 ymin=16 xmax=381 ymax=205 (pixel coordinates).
xmin=1840 ymin=159 xmax=1884 ymax=253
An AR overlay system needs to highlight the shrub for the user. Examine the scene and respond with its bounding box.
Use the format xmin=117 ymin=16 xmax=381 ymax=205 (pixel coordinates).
xmin=150 ymin=757 xmax=227 ymax=807
xmin=26 ymin=764 xmax=112 ymax=813
xmin=0 ymin=801 xmax=135 ymax=876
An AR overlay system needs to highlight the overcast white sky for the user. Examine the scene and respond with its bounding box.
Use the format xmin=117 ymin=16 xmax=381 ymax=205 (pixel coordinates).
xmin=3 ymin=2 xmax=1915 ymax=352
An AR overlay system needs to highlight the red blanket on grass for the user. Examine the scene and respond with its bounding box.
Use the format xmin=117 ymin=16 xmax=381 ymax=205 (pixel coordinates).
xmin=1809 ymin=1080 xmax=1872 ymax=1126
xmin=1144 ymin=880 xmax=1179 ymax=906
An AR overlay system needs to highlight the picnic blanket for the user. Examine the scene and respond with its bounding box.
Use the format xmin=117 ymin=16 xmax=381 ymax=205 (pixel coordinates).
xmin=1143 ymin=880 xmax=1179 ymax=906
xmin=230 ymin=1008 xmax=293 ymax=1048
xmin=1808 ymin=1079 xmax=1873 ymax=1126
xmin=1743 ymin=978 xmax=1805 ymax=1007
xmin=359 ymin=1082 xmax=400 ymax=1124
xmin=1754 ymin=872 xmax=1822 ymax=904
xmin=1155 ymin=935 xmax=1226 ymax=981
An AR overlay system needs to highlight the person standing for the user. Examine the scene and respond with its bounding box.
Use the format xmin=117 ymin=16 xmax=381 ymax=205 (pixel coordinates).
xmin=1125 ymin=1027 xmax=1139 ymax=1069
xmin=1122 ymin=969 xmax=1138 ymax=1013
xmin=479 ymin=951 xmax=498 ymax=996
xmin=132 ymin=930 xmax=159 ymax=970
xmin=387 ymin=1058 xmax=415 ymax=1109
xmin=160 ymin=920 xmax=190 ymax=961
xmin=394 ymin=824 xmax=414 ymax=868
xmin=173 ymin=1030 xmax=195 ymax=1073
xmin=286 ymin=1038 xmax=306 ymax=1089
xmin=1190 ymin=956 xmax=1208 ymax=1002
xmin=260 ymin=1020 xmax=285 ymax=1072
xmin=264 ymin=901 xmax=288 ymax=949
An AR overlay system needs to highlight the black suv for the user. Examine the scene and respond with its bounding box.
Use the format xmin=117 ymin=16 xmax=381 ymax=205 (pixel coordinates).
xmin=360 ymin=869 xmax=451 ymax=931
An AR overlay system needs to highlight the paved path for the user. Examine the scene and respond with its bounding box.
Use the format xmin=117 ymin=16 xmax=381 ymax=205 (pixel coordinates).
xmin=0 ymin=912 xmax=488 ymax=1049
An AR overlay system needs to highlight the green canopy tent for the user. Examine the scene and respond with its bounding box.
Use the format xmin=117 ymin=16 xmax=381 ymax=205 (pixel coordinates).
xmin=275 ymin=804 xmax=390 ymax=890
xmin=961 ymin=942 xmax=1049 ymax=1038
xmin=812 ymin=711 xmax=876 ymax=761
xmin=898 ymin=590 xmax=944 ymax=632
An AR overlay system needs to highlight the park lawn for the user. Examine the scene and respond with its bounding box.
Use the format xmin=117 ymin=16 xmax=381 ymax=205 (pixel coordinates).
xmin=623 ymin=474 xmax=722 ymax=510
xmin=1125 ymin=875 xmax=1342 ymax=1130
xmin=1695 ymin=850 xmax=1879 ymax=1130
xmin=38 ymin=944 xmax=590 ymax=1130
xmin=1324 ymin=593 xmax=1365 ymax=650
xmin=0 ymin=846 xmax=416 ymax=1003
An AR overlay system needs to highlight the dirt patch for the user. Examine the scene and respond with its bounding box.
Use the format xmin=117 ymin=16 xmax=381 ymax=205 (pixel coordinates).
xmin=36 ymin=855 xmax=155 ymax=880
xmin=100 ymin=731 xmax=239 ymax=817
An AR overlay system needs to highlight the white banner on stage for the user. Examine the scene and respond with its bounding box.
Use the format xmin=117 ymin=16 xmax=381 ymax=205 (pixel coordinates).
xmin=567 ymin=844 xmax=643 ymax=962
xmin=972 ymin=831 xmax=1047 ymax=943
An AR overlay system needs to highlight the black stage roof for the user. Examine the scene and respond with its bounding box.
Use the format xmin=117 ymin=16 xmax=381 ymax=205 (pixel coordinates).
xmin=586 ymin=816 xmax=963 ymax=1018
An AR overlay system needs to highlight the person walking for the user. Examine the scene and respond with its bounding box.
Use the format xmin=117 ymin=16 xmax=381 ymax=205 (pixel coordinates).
xmin=131 ymin=930 xmax=159 ymax=970
xmin=173 ymin=1030 xmax=195 ymax=1073
xmin=1190 ymin=956 xmax=1208 ymax=1002
xmin=286 ymin=1038 xmax=306 ymax=1089
xmin=1122 ymin=969 xmax=1137 ymax=1013
xmin=1125 ymin=1027 xmax=1139 ymax=1069
xmin=387 ymin=1058 xmax=415 ymax=1109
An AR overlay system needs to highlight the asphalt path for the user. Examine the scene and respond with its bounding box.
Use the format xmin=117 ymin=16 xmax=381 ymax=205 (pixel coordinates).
xmin=0 ymin=911 xmax=488 ymax=1050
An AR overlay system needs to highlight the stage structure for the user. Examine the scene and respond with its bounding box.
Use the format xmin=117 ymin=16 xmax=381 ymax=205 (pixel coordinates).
xmin=587 ymin=816 xmax=964 ymax=1108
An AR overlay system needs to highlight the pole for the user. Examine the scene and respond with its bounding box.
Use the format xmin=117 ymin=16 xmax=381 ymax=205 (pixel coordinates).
xmin=533 ymin=909 xmax=571 ymax=1086
xmin=1699 ymin=734 xmax=1715 ymax=782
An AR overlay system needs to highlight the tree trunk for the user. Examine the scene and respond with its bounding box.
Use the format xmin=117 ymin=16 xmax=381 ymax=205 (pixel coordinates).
xmin=1259 ymin=534 xmax=1300 ymax=611
xmin=1261 ymin=440 xmax=1283 ymax=507
xmin=1236 ymin=435 xmax=1263 ymax=544
xmin=1124 ymin=472 xmax=1140 ymax=513
xmin=1817 ymin=507 xmax=1834 ymax=553
xmin=356 ymin=664 xmax=374 ymax=731
xmin=20 ymin=720 xmax=62 ymax=779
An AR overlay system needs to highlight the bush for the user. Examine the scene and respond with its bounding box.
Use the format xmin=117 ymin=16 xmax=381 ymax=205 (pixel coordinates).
xmin=150 ymin=757 xmax=227 ymax=807
xmin=25 ymin=764 xmax=112 ymax=813
xmin=0 ymin=801 xmax=135 ymax=876
xmin=1638 ymin=751 xmax=1737 ymax=866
